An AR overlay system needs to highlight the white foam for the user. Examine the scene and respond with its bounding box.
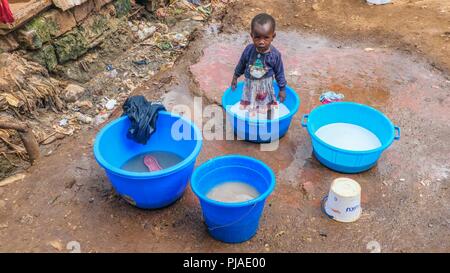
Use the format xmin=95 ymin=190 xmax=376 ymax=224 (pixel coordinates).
xmin=207 ymin=182 xmax=260 ymax=203
xmin=315 ymin=123 xmax=382 ymax=151
xmin=229 ymin=102 xmax=290 ymax=121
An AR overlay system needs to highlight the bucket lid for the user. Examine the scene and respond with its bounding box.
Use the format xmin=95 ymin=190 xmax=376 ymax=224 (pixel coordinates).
xmin=331 ymin=177 xmax=361 ymax=198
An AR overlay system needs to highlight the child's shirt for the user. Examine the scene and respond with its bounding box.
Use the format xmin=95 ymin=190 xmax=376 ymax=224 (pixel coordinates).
xmin=234 ymin=44 xmax=286 ymax=89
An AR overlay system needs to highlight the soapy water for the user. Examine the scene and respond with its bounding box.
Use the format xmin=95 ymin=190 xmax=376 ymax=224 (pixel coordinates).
xmin=121 ymin=151 xmax=183 ymax=172
xmin=315 ymin=123 xmax=382 ymax=151
xmin=230 ymin=102 xmax=290 ymax=120
xmin=207 ymin=182 xmax=260 ymax=203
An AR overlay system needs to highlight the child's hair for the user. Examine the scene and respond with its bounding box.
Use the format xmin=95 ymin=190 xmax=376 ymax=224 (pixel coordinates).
xmin=251 ymin=13 xmax=276 ymax=33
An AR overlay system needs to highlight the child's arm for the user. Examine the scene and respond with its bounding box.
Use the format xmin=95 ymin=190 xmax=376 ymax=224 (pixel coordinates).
xmin=273 ymin=54 xmax=287 ymax=102
xmin=231 ymin=46 xmax=250 ymax=90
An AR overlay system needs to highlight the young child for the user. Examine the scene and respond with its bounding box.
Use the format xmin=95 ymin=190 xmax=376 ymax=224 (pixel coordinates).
xmin=231 ymin=13 xmax=286 ymax=119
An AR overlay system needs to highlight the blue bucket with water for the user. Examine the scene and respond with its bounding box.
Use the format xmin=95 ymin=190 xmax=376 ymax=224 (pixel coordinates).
xmin=222 ymin=81 xmax=300 ymax=143
xmin=191 ymin=155 xmax=276 ymax=243
xmin=93 ymin=111 xmax=202 ymax=209
xmin=301 ymin=102 xmax=400 ymax=173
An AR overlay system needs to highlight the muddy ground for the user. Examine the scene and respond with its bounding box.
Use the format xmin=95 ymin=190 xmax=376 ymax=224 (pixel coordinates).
xmin=0 ymin=0 xmax=449 ymax=252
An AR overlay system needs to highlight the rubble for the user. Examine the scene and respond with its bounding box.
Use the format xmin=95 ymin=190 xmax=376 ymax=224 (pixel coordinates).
xmin=63 ymin=84 xmax=86 ymax=103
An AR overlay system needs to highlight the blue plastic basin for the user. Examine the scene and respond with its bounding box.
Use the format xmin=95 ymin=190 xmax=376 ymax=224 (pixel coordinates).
xmin=93 ymin=111 xmax=202 ymax=209
xmin=301 ymin=102 xmax=400 ymax=173
xmin=191 ymin=155 xmax=276 ymax=243
xmin=222 ymin=81 xmax=300 ymax=143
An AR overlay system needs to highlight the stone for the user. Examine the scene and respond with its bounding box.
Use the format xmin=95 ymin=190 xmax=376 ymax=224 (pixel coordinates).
xmin=30 ymin=44 xmax=58 ymax=71
xmin=42 ymin=9 xmax=77 ymax=38
xmin=94 ymin=0 xmax=113 ymax=11
xmin=113 ymin=0 xmax=131 ymax=17
xmin=0 ymin=34 xmax=19 ymax=53
xmin=53 ymin=0 xmax=89 ymax=11
xmin=0 ymin=0 xmax=52 ymax=34
xmin=75 ymin=100 xmax=94 ymax=111
xmin=301 ymin=181 xmax=315 ymax=200
xmin=75 ymin=112 xmax=93 ymax=124
xmin=79 ymin=13 xmax=110 ymax=45
xmin=17 ymin=17 xmax=52 ymax=49
xmin=63 ymin=84 xmax=86 ymax=103
xmin=16 ymin=9 xmax=76 ymax=49
xmin=72 ymin=0 xmax=95 ymax=24
xmin=54 ymin=30 xmax=89 ymax=63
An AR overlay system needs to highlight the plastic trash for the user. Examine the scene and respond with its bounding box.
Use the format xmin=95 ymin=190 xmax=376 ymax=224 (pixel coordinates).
xmin=105 ymin=99 xmax=117 ymax=110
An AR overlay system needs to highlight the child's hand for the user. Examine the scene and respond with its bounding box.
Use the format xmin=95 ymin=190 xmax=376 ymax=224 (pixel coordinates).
xmin=231 ymin=76 xmax=238 ymax=91
xmin=278 ymin=88 xmax=286 ymax=103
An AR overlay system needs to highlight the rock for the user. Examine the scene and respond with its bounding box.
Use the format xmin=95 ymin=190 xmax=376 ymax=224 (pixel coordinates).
xmin=63 ymin=84 xmax=86 ymax=103
xmin=54 ymin=30 xmax=89 ymax=63
xmin=16 ymin=9 xmax=76 ymax=50
xmin=29 ymin=44 xmax=58 ymax=71
xmin=75 ymin=100 xmax=94 ymax=111
xmin=301 ymin=181 xmax=314 ymax=199
xmin=75 ymin=112 xmax=93 ymax=124
xmin=79 ymin=13 xmax=112 ymax=46
xmin=137 ymin=26 xmax=156 ymax=41
xmin=312 ymin=3 xmax=320 ymax=11
xmin=53 ymin=0 xmax=89 ymax=11
xmin=0 ymin=188 xmax=4 ymax=196
xmin=0 ymin=34 xmax=19 ymax=53
xmin=94 ymin=0 xmax=113 ymax=11
xmin=42 ymin=9 xmax=77 ymax=38
xmin=20 ymin=214 xmax=34 ymax=225
xmin=0 ymin=200 xmax=6 ymax=210
xmin=72 ymin=0 xmax=95 ymax=24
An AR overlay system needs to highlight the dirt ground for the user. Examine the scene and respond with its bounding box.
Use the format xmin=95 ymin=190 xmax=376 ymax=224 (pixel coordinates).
xmin=0 ymin=0 xmax=449 ymax=252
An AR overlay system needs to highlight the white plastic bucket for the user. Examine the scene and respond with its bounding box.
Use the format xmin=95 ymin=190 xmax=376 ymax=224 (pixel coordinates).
xmin=323 ymin=178 xmax=362 ymax=223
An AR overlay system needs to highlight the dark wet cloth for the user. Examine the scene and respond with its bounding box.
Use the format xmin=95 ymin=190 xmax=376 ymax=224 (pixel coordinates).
xmin=122 ymin=95 xmax=166 ymax=145
xmin=234 ymin=44 xmax=287 ymax=89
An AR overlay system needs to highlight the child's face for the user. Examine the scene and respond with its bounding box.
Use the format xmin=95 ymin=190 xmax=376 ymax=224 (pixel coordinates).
xmin=251 ymin=23 xmax=276 ymax=53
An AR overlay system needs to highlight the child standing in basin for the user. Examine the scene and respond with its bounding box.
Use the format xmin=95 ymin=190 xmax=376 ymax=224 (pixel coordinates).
xmin=231 ymin=13 xmax=287 ymax=119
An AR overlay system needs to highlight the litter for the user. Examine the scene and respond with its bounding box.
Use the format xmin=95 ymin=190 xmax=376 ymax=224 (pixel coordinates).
xmin=0 ymin=173 xmax=26 ymax=187
xmin=59 ymin=119 xmax=68 ymax=127
xmin=105 ymin=99 xmax=117 ymax=110
xmin=122 ymin=95 xmax=166 ymax=144
xmin=319 ymin=91 xmax=344 ymax=104
xmin=323 ymin=177 xmax=362 ymax=223
xmin=188 ymin=0 xmax=202 ymax=5
xmin=133 ymin=59 xmax=149 ymax=65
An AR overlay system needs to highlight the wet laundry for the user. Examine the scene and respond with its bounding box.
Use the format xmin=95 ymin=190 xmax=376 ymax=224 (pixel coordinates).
xmin=122 ymin=95 xmax=166 ymax=144
xmin=319 ymin=91 xmax=345 ymax=104
xmin=121 ymin=151 xmax=183 ymax=172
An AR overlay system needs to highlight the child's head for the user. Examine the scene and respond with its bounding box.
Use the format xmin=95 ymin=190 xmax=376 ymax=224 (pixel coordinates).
xmin=250 ymin=13 xmax=276 ymax=53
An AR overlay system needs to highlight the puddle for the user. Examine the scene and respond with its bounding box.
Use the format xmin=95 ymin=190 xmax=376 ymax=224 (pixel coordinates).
xmin=146 ymin=28 xmax=450 ymax=186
